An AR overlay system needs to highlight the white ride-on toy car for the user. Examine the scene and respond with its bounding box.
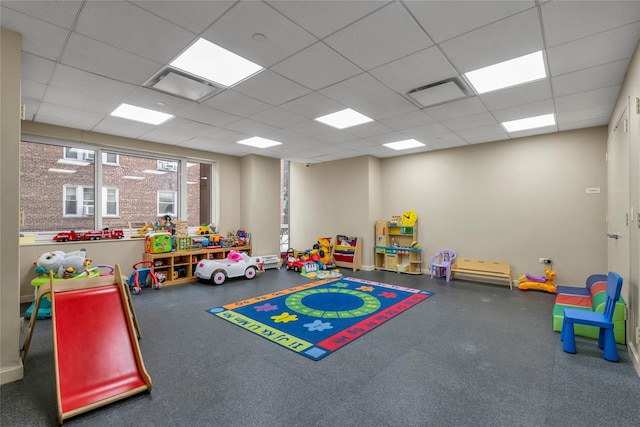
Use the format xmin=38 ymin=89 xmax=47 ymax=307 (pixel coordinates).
xmin=194 ymin=250 xmax=263 ymax=285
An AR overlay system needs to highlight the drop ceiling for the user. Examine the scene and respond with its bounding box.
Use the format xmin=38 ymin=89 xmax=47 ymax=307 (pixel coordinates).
xmin=2 ymin=0 xmax=639 ymax=164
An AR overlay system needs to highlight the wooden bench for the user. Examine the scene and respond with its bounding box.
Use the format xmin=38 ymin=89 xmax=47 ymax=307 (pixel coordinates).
xmin=450 ymin=258 xmax=513 ymax=289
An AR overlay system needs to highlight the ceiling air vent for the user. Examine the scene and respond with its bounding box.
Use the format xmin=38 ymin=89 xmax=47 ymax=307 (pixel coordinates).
xmin=405 ymin=78 xmax=469 ymax=109
xmin=144 ymin=68 xmax=222 ymax=103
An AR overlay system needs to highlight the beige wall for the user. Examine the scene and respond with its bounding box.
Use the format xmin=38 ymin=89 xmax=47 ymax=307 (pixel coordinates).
xmin=290 ymin=156 xmax=376 ymax=265
xmin=1 ymin=28 xmax=24 ymax=384
xmin=381 ymin=127 xmax=608 ymax=286
xmin=610 ymin=40 xmax=640 ymax=373
xmin=290 ymin=128 xmax=608 ymax=287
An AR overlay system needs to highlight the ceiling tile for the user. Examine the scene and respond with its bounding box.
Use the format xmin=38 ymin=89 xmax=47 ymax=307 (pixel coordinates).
xmin=555 ymin=87 xmax=620 ymax=113
xmin=379 ymin=110 xmax=435 ymax=130
xmin=440 ymin=8 xmax=543 ymax=73
xmin=1 ymin=0 xmax=83 ymax=29
xmin=50 ymin=64 xmax=137 ymax=102
xmin=546 ymin=23 xmax=640 ymax=76
xmin=202 ymin=90 xmax=272 ymax=117
xmin=551 ymin=59 xmax=629 ymax=97
xmin=541 ymin=0 xmax=640 ymax=47
xmin=442 ymin=112 xmax=499 ymax=132
xmin=131 ymin=0 xmax=235 ymax=34
xmin=224 ymin=118 xmax=279 ymax=136
xmin=369 ymin=46 xmax=458 ymax=93
xmin=232 ymin=70 xmax=311 ymax=106
xmin=320 ymin=73 xmax=396 ymax=106
xmin=491 ymin=99 xmax=555 ymax=122
xmin=280 ymin=93 xmax=346 ymax=119
xmin=267 ymin=0 xmax=389 ymax=39
xmin=479 ymin=79 xmax=553 ymax=111
xmin=139 ymin=118 xmax=215 ymax=144
xmin=423 ymin=97 xmax=487 ymax=121
xmin=405 ymin=0 xmax=535 ymax=43
xmin=250 ymin=107 xmax=307 ymax=129
xmin=271 ymin=42 xmax=362 ymax=90
xmin=61 ymin=33 xmax=162 ymax=85
xmin=1 ymin=8 xmax=69 ymax=61
xmin=324 ymin=2 xmax=433 ymax=70
xmin=93 ymin=116 xmax=156 ymax=139
xmin=21 ymin=53 xmax=56 ymax=84
xmin=200 ymin=0 xmax=317 ymax=68
xmin=36 ymin=102 xmax=104 ymax=129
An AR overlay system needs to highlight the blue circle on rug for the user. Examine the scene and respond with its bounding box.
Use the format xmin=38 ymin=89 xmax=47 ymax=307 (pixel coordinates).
xmin=302 ymin=292 xmax=363 ymax=311
xmin=285 ymin=289 xmax=381 ymax=318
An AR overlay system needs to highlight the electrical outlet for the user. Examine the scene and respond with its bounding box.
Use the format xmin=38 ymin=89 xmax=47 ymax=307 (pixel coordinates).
xmin=538 ymin=258 xmax=551 ymax=264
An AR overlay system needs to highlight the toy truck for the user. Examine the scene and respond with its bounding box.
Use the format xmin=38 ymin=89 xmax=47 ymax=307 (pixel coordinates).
xmin=53 ymin=230 xmax=81 ymax=242
xmin=53 ymin=229 xmax=125 ymax=242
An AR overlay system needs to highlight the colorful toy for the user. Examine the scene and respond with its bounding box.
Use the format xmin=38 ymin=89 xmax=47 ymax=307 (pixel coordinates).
xmin=126 ymin=260 xmax=160 ymax=294
xmin=194 ymin=251 xmax=262 ymax=285
xmin=27 ymin=250 xmax=94 ymax=319
xmin=144 ymin=232 xmax=172 ymax=254
xmin=53 ymin=228 xmax=124 ymax=242
xmin=518 ymin=268 xmax=557 ymax=294
xmin=34 ymin=249 xmax=91 ymax=278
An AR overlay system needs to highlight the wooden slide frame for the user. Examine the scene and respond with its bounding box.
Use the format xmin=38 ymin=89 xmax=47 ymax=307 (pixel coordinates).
xmin=21 ymin=265 xmax=151 ymax=425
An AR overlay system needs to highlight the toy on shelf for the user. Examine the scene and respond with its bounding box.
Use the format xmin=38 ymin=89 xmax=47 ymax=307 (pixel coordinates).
xmin=129 ymin=222 xmax=154 ymax=238
xmin=144 ymin=232 xmax=172 ymax=254
xmin=126 ymin=260 xmax=160 ymax=294
xmin=518 ymin=268 xmax=557 ymax=294
xmin=194 ymin=250 xmax=262 ymax=285
xmin=53 ymin=228 xmax=124 ymax=242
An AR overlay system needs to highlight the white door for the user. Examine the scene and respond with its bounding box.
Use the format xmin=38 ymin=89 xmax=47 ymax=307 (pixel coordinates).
xmin=607 ymin=107 xmax=630 ymax=284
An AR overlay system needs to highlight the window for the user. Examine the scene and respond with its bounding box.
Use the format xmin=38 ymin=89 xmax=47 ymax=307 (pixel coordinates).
xmin=64 ymin=147 xmax=94 ymax=162
xmin=186 ymin=162 xmax=213 ymax=228
xmin=102 ymin=152 xmax=119 ymax=165
xmin=157 ymin=160 xmax=178 ymax=172
xmin=158 ymin=191 xmax=176 ymax=216
xmin=20 ymin=139 xmax=215 ymax=236
xmin=280 ymin=160 xmax=290 ymax=252
xmin=103 ymin=188 xmax=119 ymax=217
xmin=63 ymin=185 xmax=94 ymax=217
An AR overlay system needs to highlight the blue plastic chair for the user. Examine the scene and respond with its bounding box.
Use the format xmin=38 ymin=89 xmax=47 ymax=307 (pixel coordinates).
xmin=560 ymin=271 xmax=623 ymax=361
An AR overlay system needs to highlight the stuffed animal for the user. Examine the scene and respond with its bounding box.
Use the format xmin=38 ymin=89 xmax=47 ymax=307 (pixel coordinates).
xmin=34 ymin=249 xmax=91 ymax=278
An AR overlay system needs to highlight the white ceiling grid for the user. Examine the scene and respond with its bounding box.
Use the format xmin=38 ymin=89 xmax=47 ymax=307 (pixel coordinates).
xmin=1 ymin=0 xmax=639 ymax=164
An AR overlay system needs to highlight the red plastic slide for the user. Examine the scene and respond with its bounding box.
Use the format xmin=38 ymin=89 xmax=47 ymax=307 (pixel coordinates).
xmin=47 ymin=266 xmax=151 ymax=424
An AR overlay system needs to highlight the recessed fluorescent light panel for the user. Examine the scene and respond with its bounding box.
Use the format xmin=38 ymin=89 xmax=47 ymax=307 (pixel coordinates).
xmin=110 ymin=103 xmax=174 ymax=125
xmin=502 ymin=113 xmax=556 ymax=132
xmin=170 ymin=38 xmax=263 ymax=87
xmin=237 ymin=137 xmax=282 ymax=149
xmin=314 ymin=108 xmax=373 ymax=129
xmin=383 ymin=139 xmax=426 ymax=150
xmin=464 ymin=51 xmax=546 ymax=94
xmin=122 ymin=176 xmax=145 ymax=180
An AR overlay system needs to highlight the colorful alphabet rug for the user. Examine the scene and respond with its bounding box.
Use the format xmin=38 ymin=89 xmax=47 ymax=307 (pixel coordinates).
xmin=206 ymin=277 xmax=434 ymax=360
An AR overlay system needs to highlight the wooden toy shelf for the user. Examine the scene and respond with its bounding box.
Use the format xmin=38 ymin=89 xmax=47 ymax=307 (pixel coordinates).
xmin=333 ymin=235 xmax=362 ymax=271
xmin=142 ymin=245 xmax=251 ymax=286
xmin=374 ymin=220 xmax=422 ymax=274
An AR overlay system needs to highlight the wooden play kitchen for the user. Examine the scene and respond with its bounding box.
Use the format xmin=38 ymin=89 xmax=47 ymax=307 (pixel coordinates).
xmin=374 ymin=210 xmax=423 ymax=275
